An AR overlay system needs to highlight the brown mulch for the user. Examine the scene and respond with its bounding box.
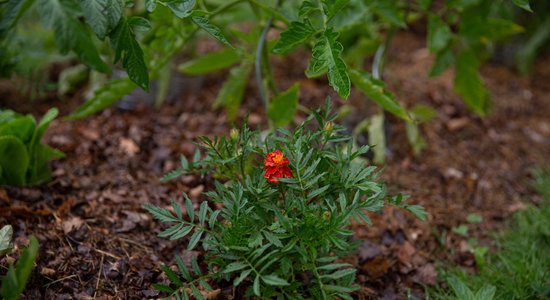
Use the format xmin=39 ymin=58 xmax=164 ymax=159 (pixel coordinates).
xmin=1 ymin=31 xmax=550 ymax=299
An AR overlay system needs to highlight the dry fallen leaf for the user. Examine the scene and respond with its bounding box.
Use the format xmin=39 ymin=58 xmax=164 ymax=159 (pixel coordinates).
xmin=119 ymin=137 xmax=140 ymax=156
xmin=61 ymin=217 xmax=84 ymax=234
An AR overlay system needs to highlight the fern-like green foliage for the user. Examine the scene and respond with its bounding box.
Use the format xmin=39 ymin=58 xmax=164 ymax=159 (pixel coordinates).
xmin=145 ymin=100 xmax=426 ymax=299
xmin=0 ymin=108 xmax=64 ymax=186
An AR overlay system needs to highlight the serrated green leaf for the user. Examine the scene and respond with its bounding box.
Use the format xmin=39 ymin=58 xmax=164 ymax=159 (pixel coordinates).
xmin=158 ymin=223 xmax=184 ymax=238
xmin=208 ymin=210 xmax=220 ymax=228
xmin=198 ymin=201 xmax=208 ymax=225
xmin=109 ymin=17 xmax=149 ymax=91
xmin=429 ymin=46 xmax=454 ymax=77
xmin=169 ymin=226 xmax=193 ymax=240
xmin=403 ymin=204 xmax=428 ymax=221
xmin=167 ymin=0 xmax=195 ymax=18
xmin=307 ymin=29 xmax=350 ymax=99
xmin=454 ymin=50 xmax=490 ymax=116
xmin=80 ymin=0 xmax=123 ymax=39
xmin=322 ymin=0 xmax=350 ymax=21
xmin=160 ymin=169 xmax=184 ymax=182
xmin=191 ymin=16 xmax=232 ymax=48
xmin=0 ymin=225 xmax=13 ymax=256
xmin=267 ymin=83 xmax=299 ymax=126
xmin=253 ymin=275 xmax=261 ymax=296
xmin=178 ymin=48 xmax=240 ymax=75
xmin=263 ymin=231 xmax=283 ymax=247
xmin=66 ymin=78 xmax=137 ymax=120
xmin=143 ymin=204 xmax=180 ymax=223
xmin=350 ymin=69 xmax=411 ymax=122
xmin=324 ymin=284 xmax=358 ymax=293
xmin=187 ymin=230 xmax=203 ymax=250
xmin=262 ymin=274 xmax=289 ymax=286
xmin=161 ymin=264 xmax=183 ymax=286
xmin=427 ymin=14 xmax=452 ymax=53
xmin=175 ymin=255 xmax=192 ymax=281
xmin=190 ymin=284 xmax=204 ymax=300
xmin=299 ymin=1 xmax=318 ymax=17
xmin=222 ymin=261 xmax=247 ymax=273
xmin=321 ymin=268 xmax=356 ymax=280
xmin=37 ymin=0 xmax=109 ymax=72
xmin=234 ymin=269 xmax=252 ymax=286
xmin=512 ymin=0 xmax=531 ymax=12
xmin=215 ymin=62 xmax=252 ymax=121
xmin=318 ymin=263 xmax=352 ymax=271
xmin=185 ymin=195 xmax=194 ymax=221
xmin=272 ymin=21 xmax=315 ymax=54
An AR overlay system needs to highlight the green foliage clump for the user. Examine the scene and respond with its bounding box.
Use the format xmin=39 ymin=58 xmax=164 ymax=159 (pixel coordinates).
xmin=431 ymin=168 xmax=550 ymax=300
xmin=0 ymin=225 xmax=40 ymax=300
xmin=145 ymin=101 xmax=425 ymax=299
xmin=0 ymin=108 xmax=64 ymax=186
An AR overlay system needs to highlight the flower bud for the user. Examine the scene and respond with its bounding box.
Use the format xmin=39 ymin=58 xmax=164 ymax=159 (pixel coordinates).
xmin=323 ymin=211 xmax=331 ymax=220
xmin=323 ymin=122 xmax=333 ymax=135
xmin=230 ymin=128 xmax=239 ymax=140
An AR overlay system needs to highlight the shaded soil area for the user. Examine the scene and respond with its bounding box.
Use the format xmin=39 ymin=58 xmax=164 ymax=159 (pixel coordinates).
xmin=1 ymin=31 xmax=550 ymax=299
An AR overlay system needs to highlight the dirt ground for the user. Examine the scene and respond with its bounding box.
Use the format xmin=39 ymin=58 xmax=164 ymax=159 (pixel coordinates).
xmin=1 ymin=31 xmax=549 ymax=299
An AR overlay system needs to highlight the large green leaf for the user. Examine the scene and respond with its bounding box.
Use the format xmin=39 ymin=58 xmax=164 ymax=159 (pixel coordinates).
xmin=109 ymin=17 xmax=149 ymax=91
xmin=350 ymin=69 xmax=411 ymax=122
xmin=79 ymin=0 xmax=123 ymax=39
xmin=215 ymin=62 xmax=252 ymax=121
xmin=0 ymin=136 xmax=29 ymax=186
xmin=454 ymin=51 xmax=490 ymax=116
xmin=307 ymin=29 xmax=350 ymax=99
xmin=268 ymin=83 xmax=299 ymax=126
xmin=322 ymin=0 xmax=350 ymax=21
xmin=0 ymin=116 xmax=36 ymax=144
xmin=427 ymin=14 xmax=452 ymax=53
xmin=178 ymin=48 xmax=240 ymax=75
xmin=191 ymin=16 xmax=232 ymax=48
xmin=272 ymin=21 xmax=315 ymax=55
xmin=67 ymin=78 xmax=137 ymax=120
xmin=37 ymin=0 xmax=108 ymax=72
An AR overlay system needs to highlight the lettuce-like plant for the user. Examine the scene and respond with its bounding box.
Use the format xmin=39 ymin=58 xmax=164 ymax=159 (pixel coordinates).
xmin=0 ymin=108 xmax=64 ymax=186
xmin=145 ymin=100 xmax=426 ymax=299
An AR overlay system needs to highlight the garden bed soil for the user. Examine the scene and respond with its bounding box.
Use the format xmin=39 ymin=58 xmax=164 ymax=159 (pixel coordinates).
xmin=1 ymin=31 xmax=550 ymax=299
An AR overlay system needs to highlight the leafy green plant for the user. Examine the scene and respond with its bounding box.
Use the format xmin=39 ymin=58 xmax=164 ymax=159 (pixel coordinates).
xmin=0 ymin=108 xmax=64 ymax=186
xmin=145 ymin=101 xmax=425 ymax=299
xmin=0 ymin=225 xmax=39 ymax=300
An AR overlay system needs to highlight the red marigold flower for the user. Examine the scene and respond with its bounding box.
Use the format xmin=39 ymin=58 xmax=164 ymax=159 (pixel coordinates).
xmin=264 ymin=150 xmax=293 ymax=183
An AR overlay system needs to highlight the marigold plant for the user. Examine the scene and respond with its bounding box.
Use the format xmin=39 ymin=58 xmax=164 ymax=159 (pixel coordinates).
xmin=145 ymin=100 xmax=426 ymax=299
